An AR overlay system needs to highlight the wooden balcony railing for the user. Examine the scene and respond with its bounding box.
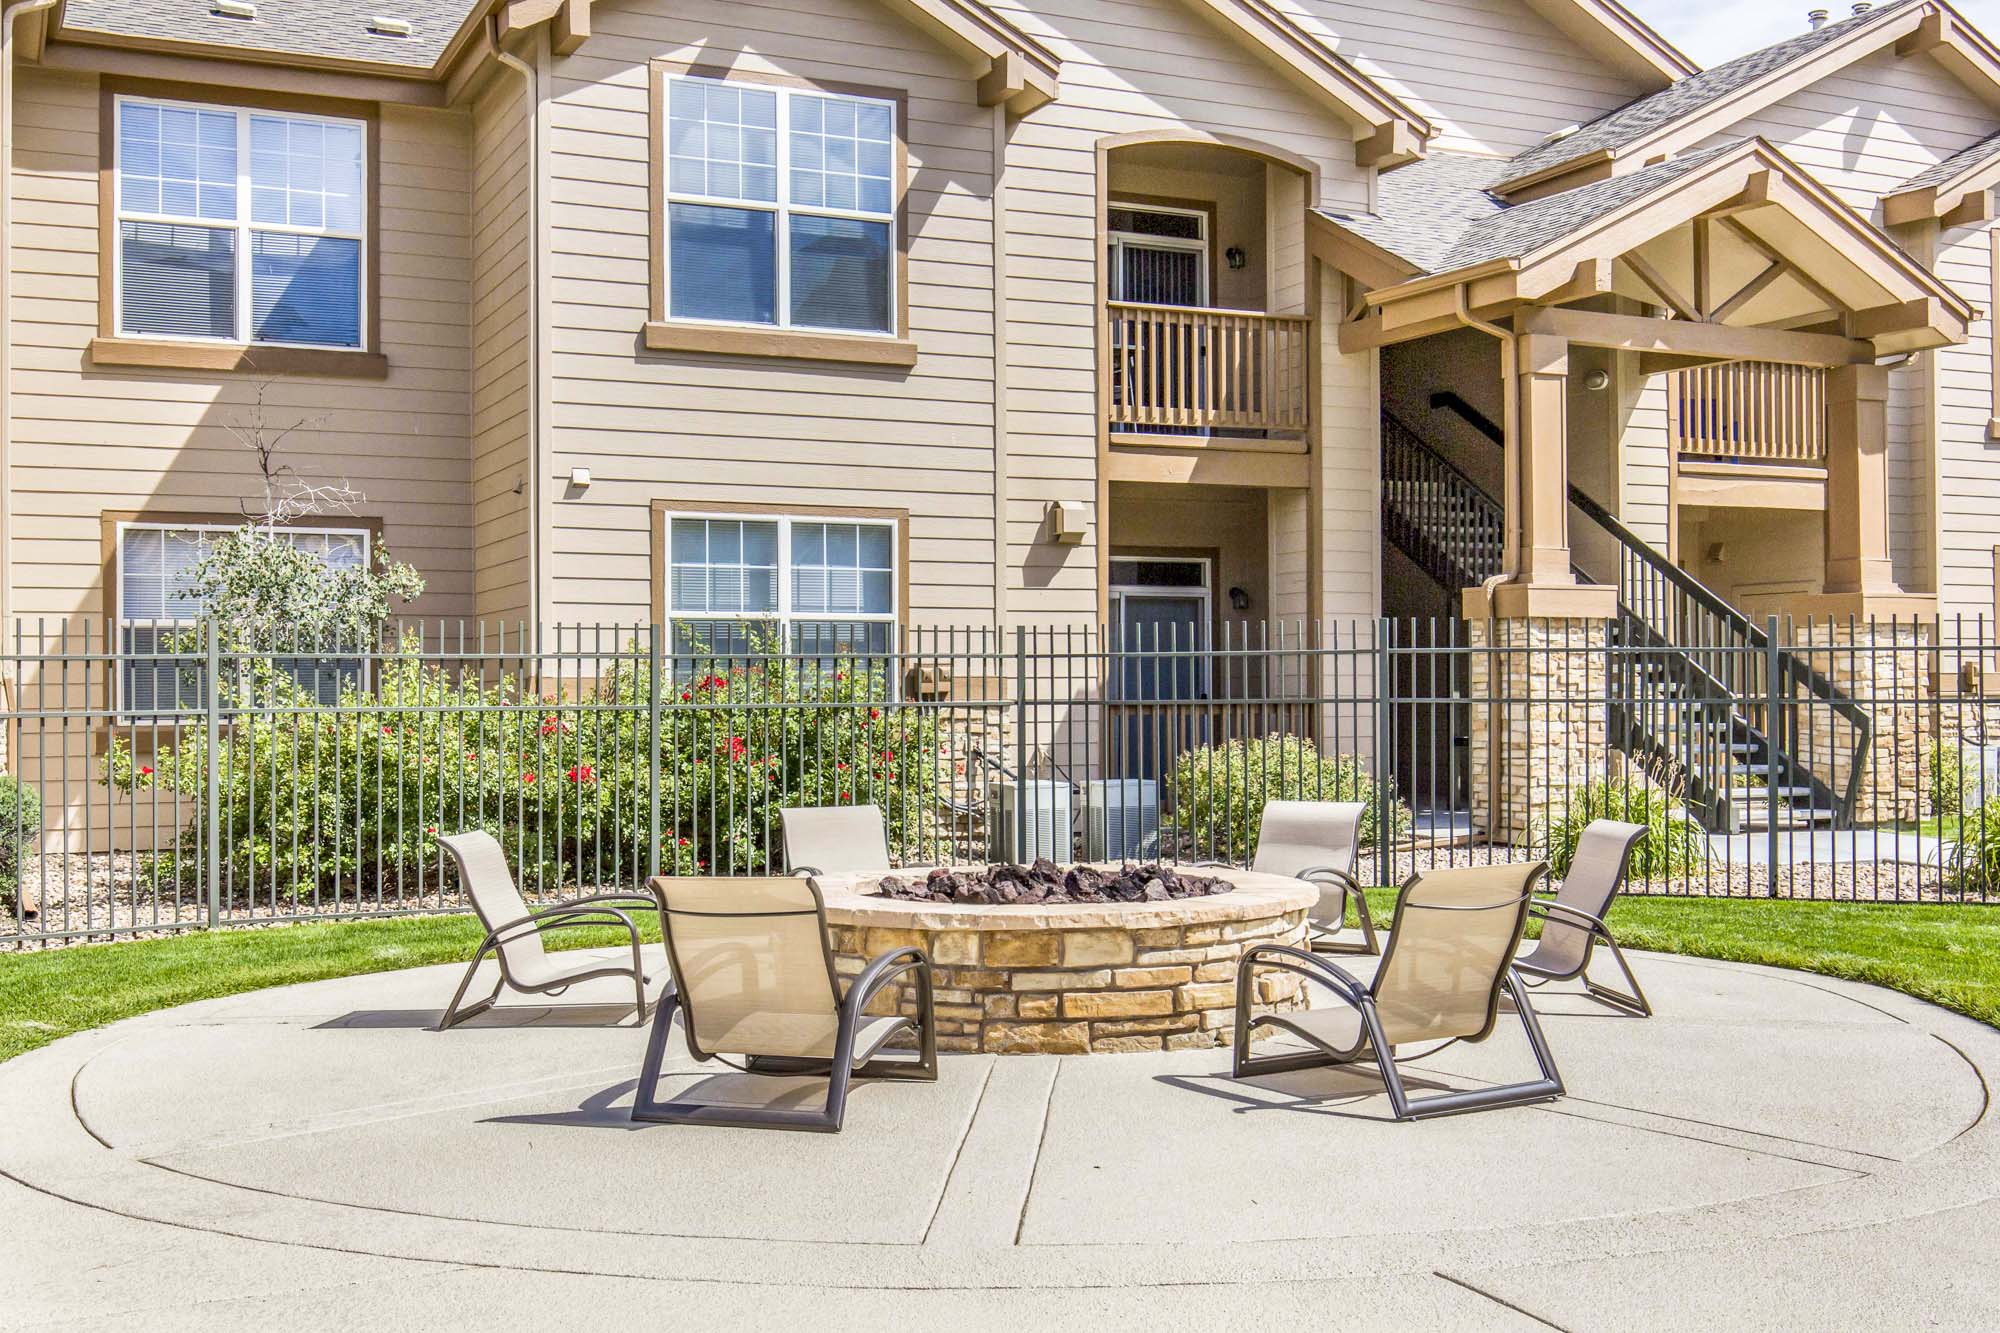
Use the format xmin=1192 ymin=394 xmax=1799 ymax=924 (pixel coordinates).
xmin=1673 ymin=361 xmax=1826 ymax=465
xmin=1106 ymin=301 xmax=1312 ymax=434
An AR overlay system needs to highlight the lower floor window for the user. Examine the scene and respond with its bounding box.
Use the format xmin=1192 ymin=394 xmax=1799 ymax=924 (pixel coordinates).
xmin=666 ymin=512 xmax=897 ymax=663
xmin=116 ymin=522 xmax=370 ymax=714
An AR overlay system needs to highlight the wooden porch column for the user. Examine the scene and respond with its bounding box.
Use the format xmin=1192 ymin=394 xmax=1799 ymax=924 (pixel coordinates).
xmin=1822 ymin=363 xmax=1896 ymax=597
xmin=1517 ymin=333 xmax=1575 ymax=587
xmin=1464 ymin=331 xmax=1616 ymax=620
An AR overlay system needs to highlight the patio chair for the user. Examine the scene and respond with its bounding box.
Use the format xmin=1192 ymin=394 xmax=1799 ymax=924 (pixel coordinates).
xmin=436 ymin=831 xmax=658 ymax=1031
xmin=1204 ymin=800 xmax=1376 ymax=954
xmin=1515 ymin=819 xmax=1652 ymax=1016
xmin=781 ymin=803 xmax=891 ymax=877
xmin=1231 ymin=862 xmax=1562 ymax=1121
xmin=632 ymin=875 xmax=936 ymax=1132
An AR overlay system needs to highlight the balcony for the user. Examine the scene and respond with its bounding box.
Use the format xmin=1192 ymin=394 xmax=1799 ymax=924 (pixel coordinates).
xmin=1106 ymin=301 xmax=1312 ymax=438
xmin=1671 ymin=361 xmax=1828 ymax=509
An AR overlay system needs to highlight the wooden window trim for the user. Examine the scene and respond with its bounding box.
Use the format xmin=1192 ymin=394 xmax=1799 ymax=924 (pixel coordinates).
xmin=95 ymin=508 xmax=386 ymax=744
xmin=93 ymin=77 xmax=386 ymax=379
xmin=645 ymin=58 xmax=916 ymax=369
xmin=648 ymin=498 xmax=911 ymax=630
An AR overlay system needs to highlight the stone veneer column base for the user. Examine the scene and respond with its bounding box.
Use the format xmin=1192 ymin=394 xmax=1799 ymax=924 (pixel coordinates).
xmin=1465 ymin=615 xmax=1611 ymax=846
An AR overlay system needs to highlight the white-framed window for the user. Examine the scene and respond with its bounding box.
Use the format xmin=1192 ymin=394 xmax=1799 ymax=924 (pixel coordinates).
xmin=666 ymin=512 xmax=897 ymax=659
xmin=112 ymin=95 xmax=367 ymax=349
xmin=115 ymin=521 xmax=371 ymax=714
xmin=661 ymin=74 xmax=897 ymax=335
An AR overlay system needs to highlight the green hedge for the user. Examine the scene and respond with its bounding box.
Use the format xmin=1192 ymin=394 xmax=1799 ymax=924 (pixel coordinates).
xmin=1167 ymin=733 xmax=1407 ymax=862
xmin=103 ymin=645 xmax=946 ymax=897
xmin=1533 ymin=777 xmax=1702 ymax=881
xmin=0 ymin=774 xmax=41 ymax=907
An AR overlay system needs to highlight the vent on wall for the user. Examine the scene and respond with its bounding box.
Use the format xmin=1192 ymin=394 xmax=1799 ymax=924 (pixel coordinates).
xmin=210 ymin=0 xmax=256 ymax=18
xmin=368 ymin=15 xmax=411 ymax=36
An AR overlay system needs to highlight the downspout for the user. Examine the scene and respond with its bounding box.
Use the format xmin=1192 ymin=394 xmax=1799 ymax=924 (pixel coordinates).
xmin=989 ymin=103 xmax=1009 ymax=628
xmin=489 ymin=20 xmax=543 ymax=628
xmin=0 ymin=0 xmax=60 ymax=630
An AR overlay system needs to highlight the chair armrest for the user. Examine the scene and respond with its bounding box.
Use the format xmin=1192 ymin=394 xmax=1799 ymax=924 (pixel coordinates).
xmin=791 ymin=865 xmax=823 ymax=877
xmin=1293 ymin=865 xmax=1361 ymax=892
xmin=1237 ymin=941 xmax=1368 ymax=1005
xmin=489 ymin=905 xmax=642 ymax=952
xmin=1191 ymin=859 xmax=1234 ymax=868
xmin=842 ymin=946 xmax=932 ymax=1019
xmin=1530 ymin=899 xmax=1613 ymax=936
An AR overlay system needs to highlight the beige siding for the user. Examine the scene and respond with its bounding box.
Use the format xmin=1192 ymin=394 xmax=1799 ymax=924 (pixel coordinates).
xmin=540 ymin=0 xmax=999 ymax=625
xmin=1617 ymin=365 xmax=1670 ymax=552
xmin=1934 ymin=220 xmax=1995 ymax=621
xmin=1292 ymin=0 xmax=1652 ymax=157
xmin=1318 ymin=277 xmax=1377 ymax=619
xmin=994 ymin=0 xmax=1367 ymax=623
xmin=470 ymin=74 xmax=534 ymax=624
xmin=5 ymin=67 xmax=474 ymax=626
xmin=1697 ymin=47 xmax=2000 ymax=611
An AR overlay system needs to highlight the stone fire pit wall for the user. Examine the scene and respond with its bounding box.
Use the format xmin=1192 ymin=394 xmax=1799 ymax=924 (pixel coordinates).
xmin=816 ymin=869 xmax=1315 ymax=1055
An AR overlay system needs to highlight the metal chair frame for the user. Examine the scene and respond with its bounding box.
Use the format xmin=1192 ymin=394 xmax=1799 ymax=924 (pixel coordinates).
xmin=438 ymin=892 xmax=657 ymax=1031
xmin=632 ymin=877 xmax=937 ymax=1133
xmin=1231 ymin=869 xmax=1563 ymax=1121
xmin=1516 ymin=822 xmax=1652 ymax=1017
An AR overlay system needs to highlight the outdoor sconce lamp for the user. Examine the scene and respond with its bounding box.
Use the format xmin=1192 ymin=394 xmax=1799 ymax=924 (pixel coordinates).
xmin=1582 ymin=368 xmax=1610 ymax=391
xmin=1225 ymin=246 xmax=1248 ymax=270
xmin=1228 ymin=586 xmax=1252 ymax=612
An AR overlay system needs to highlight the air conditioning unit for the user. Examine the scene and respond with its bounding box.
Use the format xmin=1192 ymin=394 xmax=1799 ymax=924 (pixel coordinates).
xmin=988 ymin=780 xmax=1074 ymax=863
xmin=1081 ymin=779 xmax=1159 ymax=861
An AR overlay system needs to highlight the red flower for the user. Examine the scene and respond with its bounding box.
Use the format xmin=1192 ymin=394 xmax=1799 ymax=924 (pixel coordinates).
xmin=425 ymin=825 xmax=437 ymax=835
xmin=381 ymin=723 xmax=395 ymax=735
xmin=879 ymin=749 xmax=894 ymax=761
xmin=836 ymin=761 xmax=848 ymax=771
xmin=565 ymin=764 xmax=595 ymax=784
xmin=138 ymin=765 xmax=153 ymax=777
xmin=521 ymin=772 xmax=537 ymax=785
xmin=869 ymin=708 xmax=881 ymax=720
xmin=727 ymin=736 xmax=747 ymax=761
xmin=839 ymin=790 xmax=851 ymax=801
xmin=680 ymin=691 xmax=692 ymax=702
xmin=677 ymin=837 xmax=690 ymax=847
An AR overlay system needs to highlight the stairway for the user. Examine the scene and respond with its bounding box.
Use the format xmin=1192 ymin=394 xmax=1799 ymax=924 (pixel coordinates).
xmin=1382 ymin=404 xmax=1867 ymax=834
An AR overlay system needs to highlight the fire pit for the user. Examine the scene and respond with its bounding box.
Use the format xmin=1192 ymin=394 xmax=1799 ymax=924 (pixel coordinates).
xmin=813 ymin=864 xmax=1313 ymax=1055
xmin=875 ymin=859 xmax=1233 ymax=906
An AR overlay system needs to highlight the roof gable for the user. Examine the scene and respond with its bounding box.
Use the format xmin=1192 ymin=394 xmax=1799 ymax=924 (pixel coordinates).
xmin=1497 ymin=0 xmax=2000 ymax=197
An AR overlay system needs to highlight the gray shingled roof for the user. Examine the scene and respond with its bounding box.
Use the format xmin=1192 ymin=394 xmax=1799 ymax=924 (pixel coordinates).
xmin=1318 ymin=154 xmax=1512 ymax=273
xmin=1895 ymin=126 xmax=2000 ymax=194
xmin=1504 ymin=0 xmax=1917 ymax=182
xmin=60 ymin=0 xmax=476 ymax=70
xmin=1318 ymin=141 xmax=1745 ymax=277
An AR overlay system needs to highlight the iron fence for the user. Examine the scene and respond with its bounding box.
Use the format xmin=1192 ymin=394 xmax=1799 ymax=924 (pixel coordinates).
xmin=2 ymin=613 xmax=1996 ymax=948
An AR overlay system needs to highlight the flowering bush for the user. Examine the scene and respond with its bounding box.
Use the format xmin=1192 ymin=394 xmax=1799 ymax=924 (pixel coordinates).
xmin=103 ymin=641 xmax=946 ymax=898
xmin=1169 ymin=733 xmax=1407 ymax=862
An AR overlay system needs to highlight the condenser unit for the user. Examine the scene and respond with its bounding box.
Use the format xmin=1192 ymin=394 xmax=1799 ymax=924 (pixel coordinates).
xmin=1081 ymin=779 xmax=1160 ymax=861
xmin=988 ymin=780 xmax=1074 ymax=863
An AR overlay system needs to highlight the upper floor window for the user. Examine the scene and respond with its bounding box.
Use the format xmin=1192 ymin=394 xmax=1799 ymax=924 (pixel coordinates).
xmin=113 ymin=96 xmax=366 ymax=349
xmin=662 ymin=75 xmax=896 ymax=336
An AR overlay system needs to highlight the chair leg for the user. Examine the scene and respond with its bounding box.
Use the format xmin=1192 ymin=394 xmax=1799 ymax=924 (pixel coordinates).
xmin=438 ymin=948 xmax=503 ymax=1031
xmin=1308 ymin=885 xmax=1379 ymax=956
xmin=1387 ymin=974 xmax=1564 ymax=1121
xmin=1582 ymin=936 xmax=1652 ymax=1017
xmin=630 ymin=989 xmax=683 ymax=1122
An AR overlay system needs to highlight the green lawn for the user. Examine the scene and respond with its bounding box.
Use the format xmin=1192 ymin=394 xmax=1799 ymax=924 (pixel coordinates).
xmin=4 ymin=894 xmax=2000 ymax=1067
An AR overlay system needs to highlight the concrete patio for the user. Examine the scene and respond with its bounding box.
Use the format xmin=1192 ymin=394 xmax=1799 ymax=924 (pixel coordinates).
xmin=5 ymin=946 xmax=2000 ymax=1330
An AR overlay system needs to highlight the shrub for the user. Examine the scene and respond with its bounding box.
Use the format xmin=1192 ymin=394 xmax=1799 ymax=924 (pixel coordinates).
xmin=1168 ymin=733 xmax=1407 ymax=862
xmin=103 ymin=640 xmax=947 ymax=899
xmin=0 ymin=774 xmax=41 ymax=906
xmin=1928 ymin=740 xmax=1981 ymax=817
xmin=1534 ymin=777 xmax=1702 ymax=881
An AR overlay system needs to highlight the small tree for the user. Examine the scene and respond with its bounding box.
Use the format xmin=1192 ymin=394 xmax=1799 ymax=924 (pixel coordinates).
xmin=185 ymin=380 xmax=422 ymax=656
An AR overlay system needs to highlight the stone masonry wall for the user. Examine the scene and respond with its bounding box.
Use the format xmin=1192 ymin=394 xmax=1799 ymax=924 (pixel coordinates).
xmin=1466 ymin=617 xmax=1610 ymax=844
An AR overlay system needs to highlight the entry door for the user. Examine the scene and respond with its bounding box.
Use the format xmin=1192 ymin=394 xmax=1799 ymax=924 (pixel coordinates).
xmin=1111 ymin=558 xmax=1211 ymax=784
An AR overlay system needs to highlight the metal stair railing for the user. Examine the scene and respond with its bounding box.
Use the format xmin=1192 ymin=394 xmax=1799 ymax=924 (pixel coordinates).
xmin=1421 ymin=391 xmax=1870 ymax=828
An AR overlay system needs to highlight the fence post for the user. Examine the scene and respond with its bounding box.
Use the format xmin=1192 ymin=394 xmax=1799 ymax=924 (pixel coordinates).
xmin=1014 ymin=624 xmax=1028 ymax=862
xmin=203 ymin=618 xmax=221 ymax=929
xmin=1374 ymin=617 xmax=1395 ymax=892
xmin=647 ymin=623 xmax=663 ymax=881
xmin=1764 ymin=615 xmax=1782 ymax=898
